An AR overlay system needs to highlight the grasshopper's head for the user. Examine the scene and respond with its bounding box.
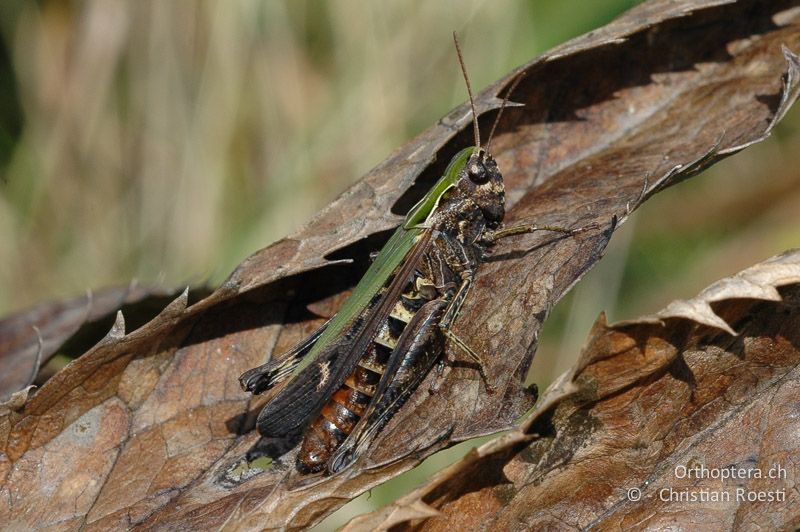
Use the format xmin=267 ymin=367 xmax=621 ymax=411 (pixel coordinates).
xmin=458 ymin=149 xmax=505 ymax=227
xmin=450 ymin=32 xmax=521 ymax=230
xmin=433 ymin=32 xmax=518 ymax=230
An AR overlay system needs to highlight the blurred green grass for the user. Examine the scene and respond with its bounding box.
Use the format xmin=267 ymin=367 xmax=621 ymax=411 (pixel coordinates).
xmin=0 ymin=0 xmax=640 ymax=317
xmin=1 ymin=0 xmax=798 ymax=529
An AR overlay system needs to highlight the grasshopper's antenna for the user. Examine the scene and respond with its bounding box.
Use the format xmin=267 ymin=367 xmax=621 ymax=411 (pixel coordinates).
xmin=486 ymin=71 xmax=526 ymax=155
xmin=453 ymin=31 xmax=481 ymax=152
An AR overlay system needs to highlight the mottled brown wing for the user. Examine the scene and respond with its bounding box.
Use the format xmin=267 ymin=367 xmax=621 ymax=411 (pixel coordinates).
xmin=255 ymin=230 xmax=434 ymax=439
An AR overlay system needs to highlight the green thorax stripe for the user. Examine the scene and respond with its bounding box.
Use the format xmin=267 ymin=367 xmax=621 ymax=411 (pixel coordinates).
xmin=297 ymin=145 xmax=475 ymax=368
xmin=303 ymin=226 xmax=421 ymax=363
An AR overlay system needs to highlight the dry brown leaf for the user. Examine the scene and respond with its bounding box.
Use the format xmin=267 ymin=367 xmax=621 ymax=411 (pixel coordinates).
xmin=0 ymin=283 xmax=187 ymax=402
xmin=2 ymin=0 xmax=800 ymax=529
xmin=348 ymin=250 xmax=800 ymax=531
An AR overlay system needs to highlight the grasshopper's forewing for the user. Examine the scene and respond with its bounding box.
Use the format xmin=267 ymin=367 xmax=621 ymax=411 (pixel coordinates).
xmin=239 ymin=318 xmax=332 ymax=394
xmin=242 ymin=147 xmax=475 ymax=444
xmin=240 ymin=227 xmax=421 ymax=395
xmin=255 ymin=229 xmax=433 ymax=439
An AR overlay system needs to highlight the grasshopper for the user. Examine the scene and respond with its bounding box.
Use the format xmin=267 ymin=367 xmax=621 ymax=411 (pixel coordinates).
xmin=239 ymin=33 xmax=592 ymax=475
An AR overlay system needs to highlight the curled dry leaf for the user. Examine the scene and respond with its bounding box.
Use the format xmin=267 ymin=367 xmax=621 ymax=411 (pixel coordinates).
xmin=350 ymin=249 xmax=800 ymax=531
xmin=1 ymin=0 xmax=799 ymax=529
xmin=0 ymin=283 xmax=185 ymax=402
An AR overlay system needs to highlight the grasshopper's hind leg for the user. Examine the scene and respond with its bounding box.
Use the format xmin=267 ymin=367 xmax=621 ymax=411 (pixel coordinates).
xmin=328 ymin=299 xmax=448 ymax=473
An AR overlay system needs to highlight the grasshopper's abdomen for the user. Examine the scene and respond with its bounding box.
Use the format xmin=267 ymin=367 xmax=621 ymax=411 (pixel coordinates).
xmin=296 ymin=299 xmax=412 ymax=473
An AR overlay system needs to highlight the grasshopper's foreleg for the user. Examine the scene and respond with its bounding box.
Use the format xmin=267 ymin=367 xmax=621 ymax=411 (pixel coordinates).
xmin=438 ymin=273 xmax=492 ymax=389
xmin=439 ymin=274 xmax=471 ymax=331
xmin=483 ymin=221 xmax=598 ymax=243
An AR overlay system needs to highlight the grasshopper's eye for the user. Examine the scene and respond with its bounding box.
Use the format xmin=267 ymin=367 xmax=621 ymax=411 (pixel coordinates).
xmin=467 ymin=160 xmax=488 ymax=183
